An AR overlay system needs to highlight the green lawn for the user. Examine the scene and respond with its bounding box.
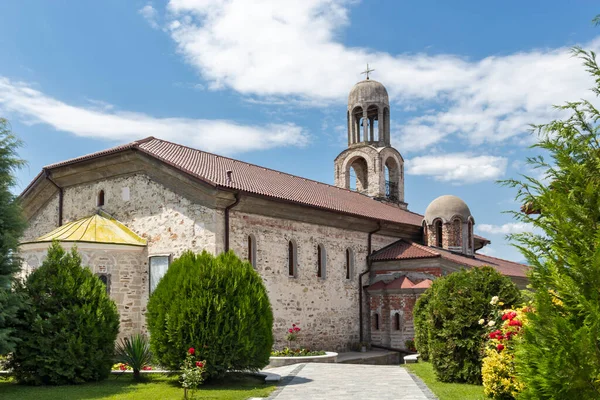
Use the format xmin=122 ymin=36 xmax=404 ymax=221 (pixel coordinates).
xmin=403 ymin=362 xmax=485 ymax=400
xmin=0 ymin=373 xmax=276 ymax=400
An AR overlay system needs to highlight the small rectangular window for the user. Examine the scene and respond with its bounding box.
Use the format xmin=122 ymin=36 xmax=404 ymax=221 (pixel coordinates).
xmin=149 ymin=255 xmax=170 ymax=293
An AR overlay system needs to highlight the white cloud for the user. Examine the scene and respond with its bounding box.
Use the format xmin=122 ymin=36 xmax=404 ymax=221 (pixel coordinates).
xmin=0 ymin=77 xmax=308 ymax=154
xmin=139 ymin=3 xmax=160 ymax=29
xmin=477 ymin=222 xmax=533 ymax=235
xmin=163 ymin=0 xmax=600 ymax=151
xmin=405 ymin=153 xmax=507 ymax=184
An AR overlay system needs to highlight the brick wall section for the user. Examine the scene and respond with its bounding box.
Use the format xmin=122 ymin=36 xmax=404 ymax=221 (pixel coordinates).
xmin=369 ymin=292 xmax=418 ymax=350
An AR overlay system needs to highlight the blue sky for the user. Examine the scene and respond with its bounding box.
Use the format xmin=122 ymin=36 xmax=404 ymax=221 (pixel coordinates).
xmin=1 ymin=1 xmax=599 ymax=263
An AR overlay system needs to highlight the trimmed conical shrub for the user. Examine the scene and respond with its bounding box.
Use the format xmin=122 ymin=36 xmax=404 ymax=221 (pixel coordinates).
xmin=147 ymin=250 xmax=273 ymax=378
xmin=9 ymin=242 xmax=120 ymax=385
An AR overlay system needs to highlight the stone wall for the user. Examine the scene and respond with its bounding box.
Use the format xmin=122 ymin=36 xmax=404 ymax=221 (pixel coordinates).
xmin=228 ymin=210 xmax=399 ymax=351
xmin=20 ymin=246 xmax=147 ymax=339
xmin=20 ymin=173 xmax=220 ymax=338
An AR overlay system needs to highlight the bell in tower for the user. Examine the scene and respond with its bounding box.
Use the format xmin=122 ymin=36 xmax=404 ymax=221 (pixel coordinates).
xmin=334 ymin=67 xmax=406 ymax=209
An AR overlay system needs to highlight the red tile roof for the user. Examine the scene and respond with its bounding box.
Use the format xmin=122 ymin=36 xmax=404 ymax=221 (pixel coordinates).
xmin=26 ymin=137 xmax=492 ymax=245
xmin=370 ymin=239 xmax=439 ymax=261
xmin=370 ymin=239 xmax=528 ymax=278
xmin=367 ymin=276 xmax=429 ymax=291
xmin=413 ymin=279 xmax=433 ymax=289
xmin=37 ymin=137 xmax=426 ymax=227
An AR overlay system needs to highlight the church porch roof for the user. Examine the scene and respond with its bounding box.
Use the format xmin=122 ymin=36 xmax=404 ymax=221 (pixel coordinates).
xmin=20 ymin=212 xmax=147 ymax=247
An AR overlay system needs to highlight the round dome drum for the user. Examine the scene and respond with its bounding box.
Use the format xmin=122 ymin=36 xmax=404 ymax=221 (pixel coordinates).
xmin=424 ymin=195 xmax=472 ymax=225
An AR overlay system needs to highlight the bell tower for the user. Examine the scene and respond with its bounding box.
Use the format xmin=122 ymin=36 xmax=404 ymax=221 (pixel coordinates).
xmin=334 ymin=70 xmax=406 ymax=208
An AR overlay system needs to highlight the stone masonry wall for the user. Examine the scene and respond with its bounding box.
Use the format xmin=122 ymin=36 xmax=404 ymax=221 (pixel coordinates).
xmin=229 ymin=210 xmax=399 ymax=352
xmin=20 ymin=173 xmax=220 ymax=338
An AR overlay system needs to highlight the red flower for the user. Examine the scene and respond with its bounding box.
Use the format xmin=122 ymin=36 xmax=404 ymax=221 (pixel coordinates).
xmin=292 ymin=324 xmax=296 ymax=327
xmin=508 ymin=319 xmax=522 ymax=327
xmin=288 ymin=328 xmax=294 ymax=333
xmin=143 ymin=366 xmax=152 ymax=371
xmin=497 ymin=344 xmax=505 ymax=351
xmin=119 ymin=364 xmax=126 ymax=371
xmin=502 ymin=311 xmax=518 ymax=321
xmin=188 ymin=347 xmax=195 ymax=355
xmin=489 ymin=330 xmax=502 ymax=339
xmin=196 ymin=361 xmax=204 ymax=368
xmin=294 ymin=327 xmax=300 ymax=332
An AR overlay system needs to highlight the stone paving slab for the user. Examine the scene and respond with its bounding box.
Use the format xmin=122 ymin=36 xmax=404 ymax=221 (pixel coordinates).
xmin=267 ymin=363 xmax=431 ymax=400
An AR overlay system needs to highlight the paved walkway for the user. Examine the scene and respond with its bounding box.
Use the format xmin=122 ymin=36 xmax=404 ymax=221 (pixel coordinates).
xmin=263 ymin=363 xmax=434 ymax=400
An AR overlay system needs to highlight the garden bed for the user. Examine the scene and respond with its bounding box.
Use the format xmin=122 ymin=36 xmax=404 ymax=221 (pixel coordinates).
xmin=268 ymin=351 xmax=338 ymax=367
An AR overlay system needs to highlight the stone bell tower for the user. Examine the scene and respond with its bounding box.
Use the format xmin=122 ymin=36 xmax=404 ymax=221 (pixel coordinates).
xmin=334 ymin=71 xmax=406 ymax=208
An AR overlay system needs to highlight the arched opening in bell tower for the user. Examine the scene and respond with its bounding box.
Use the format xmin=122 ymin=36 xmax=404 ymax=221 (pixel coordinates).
xmin=351 ymin=106 xmax=364 ymax=143
xmin=347 ymin=157 xmax=369 ymax=193
xmin=384 ymin=157 xmax=399 ymax=201
xmin=366 ymin=105 xmax=379 ymax=142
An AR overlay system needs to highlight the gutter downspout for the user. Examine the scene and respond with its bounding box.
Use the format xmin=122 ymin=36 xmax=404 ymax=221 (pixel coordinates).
xmin=224 ymin=193 xmax=241 ymax=252
xmin=359 ymin=221 xmax=382 ymax=343
xmin=44 ymin=169 xmax=63 ymax=226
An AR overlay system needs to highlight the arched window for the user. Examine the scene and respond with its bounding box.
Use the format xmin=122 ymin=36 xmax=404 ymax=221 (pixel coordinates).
xmin=345 ymin=248 xmax=353 ymax=280
xmin=288 ymin=240 xmax=297 ymax=277
xmin=435 ymin=220 xmax=443 ymax=247
xmin=352 ymin=106 xmax=364 ymax=143
xmin=384 ymin=157 xmax=399 ymax=201
xmin=247 ymin=234 xmax=256 ymax=268
xmin=468 ymin=220 xmax=473 ymax=250
xmin=374 ymin=313 xmax=380 ymax=330
xmin=367 ymin=105 xmax=379 ymax=141
xmin=97 ymin=190 xmax=105 ymax=207
xmin=96 ymin=273 xmax=110 ymax=295
xmin=394 ymin=312 xmax=401 ymax=331
xmin=317 ymin=244 xmax=326 ymax=278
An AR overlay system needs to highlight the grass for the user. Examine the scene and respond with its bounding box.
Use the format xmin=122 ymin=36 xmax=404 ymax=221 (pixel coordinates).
xmin=0 ymin=372 xmax=276 ymax=400
xmin=403 ymin=362 xmax=485 ymax=400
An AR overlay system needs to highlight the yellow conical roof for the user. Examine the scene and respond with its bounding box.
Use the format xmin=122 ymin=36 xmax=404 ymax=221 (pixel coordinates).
xmin=24 ymin=212 xmax=146 ymax=247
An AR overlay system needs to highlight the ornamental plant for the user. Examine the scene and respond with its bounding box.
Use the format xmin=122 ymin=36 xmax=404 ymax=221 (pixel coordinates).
xmin=501 ymin=47 xmax=600 ymax=399
xmin=147 ymin=250 xmax=273 ymax=379
xmin=114 ymin=334 xmax=153 ymax=381
xmin=415 ymin=266 xmax=520 ymax=384
xmin=8 ymin=242 xmax=120 ymax=385
xmin=181 ymin=347 xmax=207 ymax=400
xmin=482 ymin=305 xmax=529 ymax=400
xmin=285 ymin=323 xmax=301 ymax=347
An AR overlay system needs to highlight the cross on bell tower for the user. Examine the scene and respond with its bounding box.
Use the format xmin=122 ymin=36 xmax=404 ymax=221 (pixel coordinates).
xmin=361 ymin=64 xmax=375 ymax=80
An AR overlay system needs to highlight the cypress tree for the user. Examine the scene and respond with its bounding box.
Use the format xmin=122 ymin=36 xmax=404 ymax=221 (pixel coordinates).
xmin=147 ymin=250 xmax=273 ymax=379
xmin=0 ymin=118 xmax=26 ymax=356
xmin=503 ymin=48 xmax=600 ymax=399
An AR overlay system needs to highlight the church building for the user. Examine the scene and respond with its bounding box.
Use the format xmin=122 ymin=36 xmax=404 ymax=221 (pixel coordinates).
xmin=18 ymin=78 xmax=527 ymax=351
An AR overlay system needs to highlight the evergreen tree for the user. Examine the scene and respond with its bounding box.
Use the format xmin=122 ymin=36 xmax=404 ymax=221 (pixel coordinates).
xmin=9 ymin=242 xmax=120 ymax=385
xmin=503 ymin=48 xmax=600 ymax=399
xmin=0 ymin=118 xmax=26 ymax=356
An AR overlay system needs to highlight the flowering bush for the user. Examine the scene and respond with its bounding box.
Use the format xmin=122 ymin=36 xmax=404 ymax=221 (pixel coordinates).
xmin=405 ymin=338 xmax=416 ymax=352
xmin=414 ymin=267 xmax=521 ymax=384
xmin=180 ymin=347 xmax=207 ymax=399
xmin=285 ymin=323 xmax=301 ymax=347
xmin=481 ymin=305 xmax=529 ymax=400
xmin=112 ymin=363 xmax=153 ymax=372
